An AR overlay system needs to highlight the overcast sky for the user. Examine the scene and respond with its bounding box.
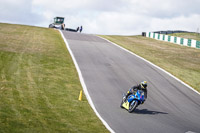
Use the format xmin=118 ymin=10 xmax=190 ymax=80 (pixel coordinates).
xmin=0 ymin=0 xmax=200 ymax=35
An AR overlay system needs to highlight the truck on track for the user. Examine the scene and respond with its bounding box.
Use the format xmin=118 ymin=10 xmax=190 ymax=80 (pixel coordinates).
xmin=49 ymin=17 xmax=78 ymax=32
xmin=49 ymin=17 xmax=65 ymax=30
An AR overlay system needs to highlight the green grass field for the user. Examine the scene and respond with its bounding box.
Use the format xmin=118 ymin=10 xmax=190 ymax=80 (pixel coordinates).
xmin=169 ymin=32 xmax=200 ymax=41
xmin=0 ymin=23 xmax=108 ymax=133
xmin=100 ymin=35 xmax=200 ymax=92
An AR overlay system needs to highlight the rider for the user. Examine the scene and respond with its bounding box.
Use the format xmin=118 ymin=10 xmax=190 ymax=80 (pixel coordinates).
xmin=125 ymin=81 xmax=147 ymax=104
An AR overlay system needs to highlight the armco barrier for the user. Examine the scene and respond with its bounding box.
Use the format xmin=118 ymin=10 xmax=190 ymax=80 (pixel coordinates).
xmin=197 ymin=41 xmax=200 ymax=48
xmin=146 ymin=32 xmax=200 ymax=49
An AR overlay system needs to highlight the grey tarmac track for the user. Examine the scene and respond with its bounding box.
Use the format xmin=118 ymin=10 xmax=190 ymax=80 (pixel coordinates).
xmin=62 ymin=31 xmax=200 ymax=133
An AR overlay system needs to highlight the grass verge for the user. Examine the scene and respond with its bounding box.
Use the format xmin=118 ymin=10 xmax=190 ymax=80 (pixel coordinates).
xmin=0 ymin=23 xmax=108 ymax=133
xmin=100 ymin=35 xmax=200 ymax=92
xmin=169 ymin=32 xmax=200 ymax=41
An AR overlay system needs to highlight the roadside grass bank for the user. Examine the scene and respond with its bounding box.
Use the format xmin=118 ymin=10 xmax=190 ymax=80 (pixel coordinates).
xmin=100 ymin=35 xmax=200 ymax=92
xmin=169 ymin=32 xmax=200 ymax=41
xmin=0 ymin=23 xmax=108 ymax=133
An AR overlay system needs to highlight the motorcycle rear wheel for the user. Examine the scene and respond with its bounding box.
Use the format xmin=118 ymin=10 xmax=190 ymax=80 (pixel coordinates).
xmin=128 ymin=100 xmax=138 ymax=113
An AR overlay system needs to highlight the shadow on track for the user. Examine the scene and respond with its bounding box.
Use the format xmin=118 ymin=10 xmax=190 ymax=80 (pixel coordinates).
xmin=134 ymin=109 xmax=168 ymax=115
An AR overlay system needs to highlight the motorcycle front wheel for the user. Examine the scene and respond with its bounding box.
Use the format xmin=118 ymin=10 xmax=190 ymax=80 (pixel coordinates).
xmin=128 ymin=100 xmax=138 ymax=113
xmin=120 ymin=100 xmax=124 ymax=108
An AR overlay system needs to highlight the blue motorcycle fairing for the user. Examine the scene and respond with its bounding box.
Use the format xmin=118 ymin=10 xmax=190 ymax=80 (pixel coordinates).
xmin=127 ymin=90 xmax=145 ymax=103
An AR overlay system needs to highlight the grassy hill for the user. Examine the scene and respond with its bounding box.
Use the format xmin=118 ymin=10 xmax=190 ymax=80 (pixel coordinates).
xmin=169 ymin=32 xmax=200 ymax=41
xmin=100 ymin=35 xmax=200 ymax=92
xmin=0 ymin=23 xmax=108 ymax=133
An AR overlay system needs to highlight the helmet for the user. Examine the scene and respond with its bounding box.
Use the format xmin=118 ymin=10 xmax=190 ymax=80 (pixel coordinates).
xmin=140 ymin=81 xmax=147 ymax=89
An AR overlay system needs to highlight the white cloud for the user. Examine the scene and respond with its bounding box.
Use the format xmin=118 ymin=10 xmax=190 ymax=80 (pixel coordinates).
xmin=0 ymin=0 xmax=200 ymax=35
xmin=150 ymin=14 xmax=200 ymax=32
xmin=0 ymin=0 xmax=45 ymax=26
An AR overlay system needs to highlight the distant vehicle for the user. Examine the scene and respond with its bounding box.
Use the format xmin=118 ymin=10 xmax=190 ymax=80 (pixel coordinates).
xmin=120 ymin=89 xmax=145 ymax=113
xmin=49 ymin=16 xmax=79 ymax=32
xmin=49 ymin=17 xmax=65 ymax=30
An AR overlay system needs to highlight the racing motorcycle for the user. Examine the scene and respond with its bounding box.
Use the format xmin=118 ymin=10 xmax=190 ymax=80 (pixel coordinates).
xmin=120 ymin=89 xmax=145 ymax=113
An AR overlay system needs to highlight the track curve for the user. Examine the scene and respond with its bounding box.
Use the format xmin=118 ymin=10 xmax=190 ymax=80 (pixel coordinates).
xmin=61 ymin=31 xmax=200 ymax=133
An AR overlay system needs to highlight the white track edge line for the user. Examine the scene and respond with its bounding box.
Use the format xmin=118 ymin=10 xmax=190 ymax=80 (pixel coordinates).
xmin=59 ymin=31 xmax=115 ymax=133
xmin=97 ymin=36 xmax=200 ymax=96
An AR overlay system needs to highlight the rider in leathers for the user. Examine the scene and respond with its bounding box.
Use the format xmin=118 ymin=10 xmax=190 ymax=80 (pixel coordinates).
xmin=125 ymin=81 xmax=147 ymax=104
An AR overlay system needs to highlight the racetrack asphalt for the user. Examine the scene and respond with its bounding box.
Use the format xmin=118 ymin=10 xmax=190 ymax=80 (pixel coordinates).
xmin=61 ymin=31 xmax=200 ymax=133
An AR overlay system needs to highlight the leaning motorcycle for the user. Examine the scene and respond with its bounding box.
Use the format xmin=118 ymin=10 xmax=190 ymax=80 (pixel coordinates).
xmin=120 ymin=90 xmax=145 ymax=113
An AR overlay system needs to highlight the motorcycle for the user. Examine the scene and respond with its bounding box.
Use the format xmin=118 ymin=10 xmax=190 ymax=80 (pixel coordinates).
xmin=120 ymin=90 xmax=145 ymax=113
